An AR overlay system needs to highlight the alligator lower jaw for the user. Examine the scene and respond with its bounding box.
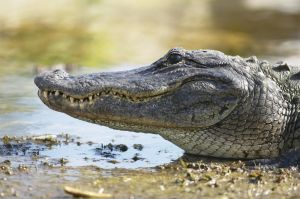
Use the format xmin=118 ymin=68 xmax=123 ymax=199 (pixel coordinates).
xmin=76 ymin=115 xmax=175 ymax=134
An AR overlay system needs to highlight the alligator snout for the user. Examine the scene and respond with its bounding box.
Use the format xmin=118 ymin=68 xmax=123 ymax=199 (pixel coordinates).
xmin=34 ymin=69 xmax=86 ymax=100
xmin=34 ymin=69 xmax=69 ymax=89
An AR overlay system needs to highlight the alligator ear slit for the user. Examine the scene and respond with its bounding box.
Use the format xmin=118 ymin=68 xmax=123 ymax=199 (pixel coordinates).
xmin=272 ymin=62 xmax=290 ymax=72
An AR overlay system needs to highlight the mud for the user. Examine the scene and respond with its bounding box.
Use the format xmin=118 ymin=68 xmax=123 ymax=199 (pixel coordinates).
xmin=0 ymin=135 xmax=299 ymax=199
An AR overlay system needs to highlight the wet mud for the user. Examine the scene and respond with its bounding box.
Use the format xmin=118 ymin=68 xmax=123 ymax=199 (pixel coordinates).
xmin=0 ymin=135 xmax=299 ymax=198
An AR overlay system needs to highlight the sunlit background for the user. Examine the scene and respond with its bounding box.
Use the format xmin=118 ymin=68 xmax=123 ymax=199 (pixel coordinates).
xmin=0 ymin=0 xmax=300 ymax=168
xmin=1 ymin=0 xmax=300 ymax=68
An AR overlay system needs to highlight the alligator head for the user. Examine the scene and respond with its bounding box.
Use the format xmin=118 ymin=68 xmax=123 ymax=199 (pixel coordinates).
xmin=35 ymin=48 xmax=290 ymax=159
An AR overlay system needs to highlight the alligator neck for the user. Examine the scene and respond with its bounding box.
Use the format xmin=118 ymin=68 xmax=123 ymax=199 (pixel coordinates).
xmin=160 ymin=82 xmax=295 ymax=159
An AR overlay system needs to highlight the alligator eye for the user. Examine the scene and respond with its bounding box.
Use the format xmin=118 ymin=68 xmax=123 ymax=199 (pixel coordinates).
xmin=167 ymin=54 xmax=183 ymax=65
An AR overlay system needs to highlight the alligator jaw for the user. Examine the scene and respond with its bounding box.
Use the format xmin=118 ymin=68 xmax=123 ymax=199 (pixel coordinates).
xmin=37 ymin=84 xmax=174 ymax=105
xmin=38 ymin=87 xmax=184 ymax=132
xmin=36 ymin=86 xmax=172 ymax=117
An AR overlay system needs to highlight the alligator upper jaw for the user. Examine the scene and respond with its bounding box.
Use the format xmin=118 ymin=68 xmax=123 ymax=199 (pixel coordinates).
xmin=34 ymin=68 xmax=182 ymax=121
xmin=36 ymin=85 xmax=169 ymax=105
xmin=34 ymin=66 xmax=181 ymax=102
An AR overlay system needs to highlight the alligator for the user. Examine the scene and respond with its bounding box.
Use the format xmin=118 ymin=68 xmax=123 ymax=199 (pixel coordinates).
xmin=34 ymin=48 xmax=300 ymax=167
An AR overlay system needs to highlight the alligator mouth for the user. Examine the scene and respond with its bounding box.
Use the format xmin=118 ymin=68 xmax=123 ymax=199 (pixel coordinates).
xmin=37 ymin=88 xmax=186 ymax=131
xmin=38 ymin=88 xmax=170 ymax=105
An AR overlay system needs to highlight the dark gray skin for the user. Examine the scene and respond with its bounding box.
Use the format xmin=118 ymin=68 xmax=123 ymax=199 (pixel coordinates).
xmin=35 ymin=48 xmax=300 ymax=167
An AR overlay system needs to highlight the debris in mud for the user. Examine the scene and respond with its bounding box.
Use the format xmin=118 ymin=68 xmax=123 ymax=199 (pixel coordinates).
xmin=0 ymin=160 xmax=13 ymax=175
xmin=18 ymin=164 xmax=30 ymax=172
xmin=107 ymin=160 xmax=120 ymax=164
xmin=64 ymin=186 xmax=112 ymax=198
xmin=0 ymin=160 xmax=11 ymax=165
xmin=133 ymin=144 xmax=143 ymax=151
xmin=0 ymin=141 xmax=37 ymax=156
xmin=0 ymin=134 xmax=70 ymax=157
xmin=132 ymin=153 xmax=144 ymax=162
xmin=87 ymin=141 xmax=94 ymax=145
xmin=2 ymin=135 xmax=11 ymax=145
xmin=59 ymin=158 xmax=69 ymax=166
xmin=115 ymin=144 xmax=128 ymax=152
xmin=94 ymin=143 xmax=129 ymax=158
xmin=248 ymin=170 xmax=264 ymax=184
xmin=32 ymin=134 xmax=58 ymax=144
xmin=0 ymin=134 xmax=149 ymax=168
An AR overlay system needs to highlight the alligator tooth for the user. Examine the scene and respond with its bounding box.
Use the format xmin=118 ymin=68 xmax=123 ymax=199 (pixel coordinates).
xmin=79 ymin=103 xmax=84 ymax=109
xmin=55 ymin=91 xmax=60 ymax=96
xmin=89 ymin=96 xmax=93 ymax=101
xmin=43 ymin=91 xmax=48 ymax=98
xmin=80 ymin=99 xmax=83 ymax=103
xmin=69 ymin=97 xmax=74 ymax=103
xmin=63 ymin=94 xmax=67 ymax=98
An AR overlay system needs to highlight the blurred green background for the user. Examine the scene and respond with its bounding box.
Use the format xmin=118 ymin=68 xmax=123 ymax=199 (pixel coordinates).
xmin=0 ymin=0 xmax=300 ymax=71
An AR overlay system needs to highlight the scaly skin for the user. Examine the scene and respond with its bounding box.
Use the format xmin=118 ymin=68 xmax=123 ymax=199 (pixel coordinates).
xmin=34 ymin=48 xmax=300 ymax=166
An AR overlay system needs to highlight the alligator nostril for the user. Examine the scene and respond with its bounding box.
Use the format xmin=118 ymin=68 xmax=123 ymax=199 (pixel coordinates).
xmin=52 ymin=69 xmax=69 ymax=79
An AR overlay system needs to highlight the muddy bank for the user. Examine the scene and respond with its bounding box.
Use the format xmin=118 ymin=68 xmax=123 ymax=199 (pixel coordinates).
xmin=0 ymin=158 xmax=299 ymax=198
xmin=0 ymin=135 xmax=299 ymax=199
